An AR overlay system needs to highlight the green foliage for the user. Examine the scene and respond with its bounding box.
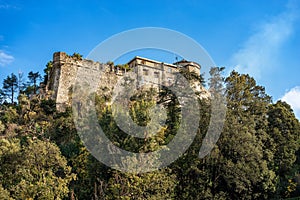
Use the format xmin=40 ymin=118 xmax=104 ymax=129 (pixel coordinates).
xmin=0 ymin=120 xmax=5 ymax=134
xmin=40 ymin=99 xmax=56 ymax=115
xmin=26 ymin=71 xmax=41 ymax=95
xmin=0 ymin=184 xmax=13 ymax=200
xmin=2 ymin=73 xmax=18 ymax=104
xmin=106 ymin=169 xmax=176 ymax=200
xmin=115 ymin=64 xmax=132 ymax=72
xmin=0 ymin=88 xmax=5 ymax=103
xmin=0 ymin=106 xmax=19 ymax=124
xmin=106 ymin=61 xmax=114 ymax=66
xmin=72 ymin=52 xmax=83 ymax=60
xmin=1 ymin=64 xmax=300 ymax=199
xmin=0 ymin=138 xmax=75 ymax=199
xmin=179 ymin=67 xmax=206 ymax=85
xmin=44 ymin=61 xmax=53 ymax=75
xmin=267 ymin=101 xmax=300 ymax=197
xmin=214 ymin=71 xmax=276 ymax=199
xmin=43 ymin=61 xmax=53 ymax=85
xmin=90 ymin=89 xmax=178 ymax=199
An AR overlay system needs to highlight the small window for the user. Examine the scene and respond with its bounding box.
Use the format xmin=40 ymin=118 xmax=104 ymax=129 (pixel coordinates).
xmin=154 ymin=71 xmax=159 ymax=78
xmin=143 ymin=69 xmax=149 ymax=76
xmin=167 ymin=77 xmax=172 ymax=85
xmin=168 ymin=68 xmax=172 ymax=73
xmin=141 ymin=60 xmax=146 ymax=65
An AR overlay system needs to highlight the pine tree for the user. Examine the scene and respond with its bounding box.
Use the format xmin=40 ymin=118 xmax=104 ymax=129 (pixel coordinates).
xmin=27 ymin=71 xmax=41 ymax=94
xmin=2 ymin=73 xmax=18 ymax=104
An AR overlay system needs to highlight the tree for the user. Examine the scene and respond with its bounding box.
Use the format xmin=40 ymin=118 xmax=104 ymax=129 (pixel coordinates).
xmin=43 ymin=61 xmax=53 ymax=85
xmin=86 ymin=89 xmax=177 ymax=199
xmin=171 ymin=67 xmax=224 ymax=199
xmin=267 ymin=101 xmax=300 ymax=197
xmin=2 ymin=73 xmax=18 ymax=104
xmin=27 ymin=71 xmax=41 ymax=95
xmin=105 ymin=169 xmax=176 ymax=200
xmin=179 ymin=67 xmax=205 ymax=85
xmin=0 ymin=89 xmax=5 ymax=104
xmin=0 ymin=138 xmax=75 ymax=199
xmin=209 ymin=71 xmax=276 ymax=199
xmin=17 ymin=70 xmax=26 ymax=94
xmin=72 ymin=52 xmax=83 ymax=60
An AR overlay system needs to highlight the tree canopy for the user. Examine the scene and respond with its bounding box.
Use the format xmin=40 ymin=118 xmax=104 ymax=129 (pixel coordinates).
xmin=0 ymin=65 xmax=300 ymax=199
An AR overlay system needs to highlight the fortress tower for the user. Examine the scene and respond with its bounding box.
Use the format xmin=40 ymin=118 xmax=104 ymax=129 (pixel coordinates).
xmin=46 ymin=52 xmax=114 ymax=111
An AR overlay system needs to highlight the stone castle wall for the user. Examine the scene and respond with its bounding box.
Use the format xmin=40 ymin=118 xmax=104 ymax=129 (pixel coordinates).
xmin=47 ymin=52 xmax=120 ymax=111
xmin=46 ymin=52 xmax=210 ymax=111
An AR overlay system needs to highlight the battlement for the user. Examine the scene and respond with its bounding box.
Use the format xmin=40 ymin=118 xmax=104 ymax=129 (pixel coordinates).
xmin=53 ymin=52 xmax=68 ymax=63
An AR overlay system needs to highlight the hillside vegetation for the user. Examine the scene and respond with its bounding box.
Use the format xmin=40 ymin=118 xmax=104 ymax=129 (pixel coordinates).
xmin=0 ymin=63 xmax=300 ymax=199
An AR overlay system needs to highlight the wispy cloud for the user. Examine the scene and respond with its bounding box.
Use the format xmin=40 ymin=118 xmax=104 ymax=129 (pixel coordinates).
xmin=281 ymin=86 xmax=300 ymax=119
xmin=0 ymin=1 xmax=20 ymax=10
xmin=0 ymin=50 xmax=14 ymax=66
xmin=230 ymin=0 xmax=298 ymax=79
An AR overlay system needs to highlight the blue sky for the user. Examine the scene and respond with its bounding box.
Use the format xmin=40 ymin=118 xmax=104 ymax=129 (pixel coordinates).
xmin=0 ymin=0 xmax=300 ymax=116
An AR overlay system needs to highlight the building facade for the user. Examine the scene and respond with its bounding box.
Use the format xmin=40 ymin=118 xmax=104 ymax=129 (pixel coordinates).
xmin=127 ymin=56 xmax=201 ymax=88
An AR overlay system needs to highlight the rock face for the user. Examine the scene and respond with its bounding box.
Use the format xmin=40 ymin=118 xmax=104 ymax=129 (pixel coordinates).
xmin=46 ymin=52 xmax=209 ymax=111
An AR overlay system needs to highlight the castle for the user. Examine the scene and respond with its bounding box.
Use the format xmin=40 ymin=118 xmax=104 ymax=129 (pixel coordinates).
xmin=46 ymin=52 xmax=208 ymax=111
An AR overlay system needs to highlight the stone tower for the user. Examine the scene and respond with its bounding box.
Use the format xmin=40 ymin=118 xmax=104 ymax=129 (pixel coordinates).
xmin=174 ymin=59 xmax=201 ymax=75
xmin=47 ymin=52 xmax=113 ymax=111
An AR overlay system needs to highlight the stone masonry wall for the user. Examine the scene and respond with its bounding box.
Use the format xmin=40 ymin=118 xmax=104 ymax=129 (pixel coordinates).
xmin=47 ymin=52 xmax=120 ymax=111
xmin=47 ymin=52 xmax=210 ymax=112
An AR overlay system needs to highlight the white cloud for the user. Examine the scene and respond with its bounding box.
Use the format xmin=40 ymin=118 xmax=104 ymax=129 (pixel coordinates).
xmin=0 ymin=50 xmax=14 ymax=66
xmin=230 ymin=0 xmax=298 ymax=79
xmin=0 ymin=2 xmax=19 ymax=10
xmin=281 ymin=86 xmax=300 ymax=118
xmin=0 ymin=4 xmax=11 ymax=9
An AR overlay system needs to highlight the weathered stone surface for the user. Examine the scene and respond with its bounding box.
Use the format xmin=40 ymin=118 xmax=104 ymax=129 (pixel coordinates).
xmin=46 ymin=52 xmax=210 ymax=111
